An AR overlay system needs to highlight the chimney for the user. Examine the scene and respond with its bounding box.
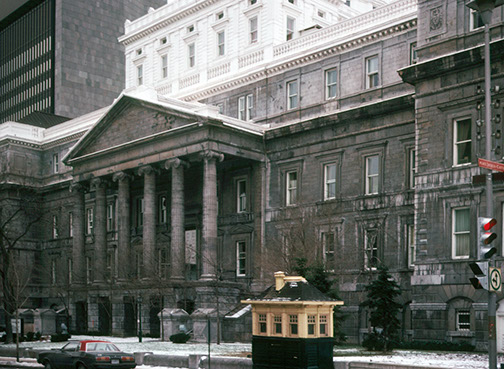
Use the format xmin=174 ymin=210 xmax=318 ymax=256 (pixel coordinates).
xmin=274 ymin=271 xmax=286 ymax=291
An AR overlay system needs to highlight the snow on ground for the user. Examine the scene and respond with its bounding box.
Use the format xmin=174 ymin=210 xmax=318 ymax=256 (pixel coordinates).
xmin=3 ymin=335 xmax=504 ymax=368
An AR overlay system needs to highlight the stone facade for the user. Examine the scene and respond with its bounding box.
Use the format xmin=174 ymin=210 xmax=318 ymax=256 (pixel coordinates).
xmin=1 ymin=0 xmax=504 ymax=349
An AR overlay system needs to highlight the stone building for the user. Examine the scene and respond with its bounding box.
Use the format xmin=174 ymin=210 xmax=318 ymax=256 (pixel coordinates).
xmin=1 ymin=0 xmax=503 ymax=349
xmin=0 ymin=0 xmax=166 ymax=123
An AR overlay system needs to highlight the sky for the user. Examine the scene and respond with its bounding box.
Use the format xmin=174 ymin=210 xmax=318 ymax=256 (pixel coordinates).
xmin=1 ymin=0 xmax=30 ymax=22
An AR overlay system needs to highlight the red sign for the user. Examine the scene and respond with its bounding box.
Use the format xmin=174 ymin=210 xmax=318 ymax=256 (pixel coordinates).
xmin=478 ymin=158 xmax=504 ymax=173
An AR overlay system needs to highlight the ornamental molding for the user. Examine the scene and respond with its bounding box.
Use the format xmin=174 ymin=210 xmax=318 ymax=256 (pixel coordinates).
xmin=179 ymin=19 xmax=417 ymax=102
xmin=119 ymin=0 xmax=221 ymax=46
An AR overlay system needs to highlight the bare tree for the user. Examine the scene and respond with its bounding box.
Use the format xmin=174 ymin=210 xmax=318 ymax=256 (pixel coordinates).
xmin=0 ymin=193 xmax=41 ymax=345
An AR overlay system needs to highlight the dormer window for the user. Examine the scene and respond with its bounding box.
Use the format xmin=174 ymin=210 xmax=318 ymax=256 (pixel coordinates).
xmin=187 ymin=24 xmax=194 ymax=33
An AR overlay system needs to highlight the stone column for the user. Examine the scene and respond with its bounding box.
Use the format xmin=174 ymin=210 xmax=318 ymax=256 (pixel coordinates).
xmin=139 ymin=165 xmax=157 ymax=279
xmin=91 ymin=178 xmax=107 ymax=284
xmin=113 ymin=171 xmax=131 ymax=281
xmin=165 ymin=158 xmax=189 ymax=280
xmin=70 ymin=182 xmax=86 ymax=285
xmin=200 ymin=150 xmax=223 ymax=280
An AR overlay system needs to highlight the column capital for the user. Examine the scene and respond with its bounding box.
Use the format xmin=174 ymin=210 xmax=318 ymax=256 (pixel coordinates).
xmin=199 ymin=150 xmax=224 ymax=162
xmin=112 ymin=171 xmax=132 ymax=183
xmin=69 ymin=181 xmax=87 ymax=193
xmin=137 ymin=165 xmax=158 ymax=176
xmin=165 ymin=157 xmax=190 ymax=170
xmin=90 ymin=177 xmax=109 ymax=190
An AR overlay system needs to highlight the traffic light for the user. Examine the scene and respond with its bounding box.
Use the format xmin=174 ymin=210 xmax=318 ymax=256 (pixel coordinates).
xmin=478 ymin=217 xmax=497 ymax=259
xmin=469 ymin=261 xmax=489 ymax=290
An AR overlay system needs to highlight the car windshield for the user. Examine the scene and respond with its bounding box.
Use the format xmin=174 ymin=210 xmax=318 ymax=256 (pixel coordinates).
xmin=85 ymin=342 xmax=120 ymax=352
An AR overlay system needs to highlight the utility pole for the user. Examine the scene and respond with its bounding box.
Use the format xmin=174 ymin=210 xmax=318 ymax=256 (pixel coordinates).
xmin=466 ymin=1 xmax=504 ymax=368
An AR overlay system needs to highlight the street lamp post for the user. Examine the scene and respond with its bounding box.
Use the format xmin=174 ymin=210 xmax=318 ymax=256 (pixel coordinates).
xmin=466 ymin=1 xmax=504 ymax=368
xmin=138 ymin=296 xmax=143 ymax=343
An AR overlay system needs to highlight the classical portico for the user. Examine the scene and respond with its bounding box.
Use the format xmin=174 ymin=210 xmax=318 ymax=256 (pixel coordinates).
xmin=63 ymin=91 xmax=265 ymax=336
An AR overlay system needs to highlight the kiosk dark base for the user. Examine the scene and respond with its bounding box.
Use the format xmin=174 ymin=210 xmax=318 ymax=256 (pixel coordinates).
xmin=252 ymin=335 xmax=334 ymax=369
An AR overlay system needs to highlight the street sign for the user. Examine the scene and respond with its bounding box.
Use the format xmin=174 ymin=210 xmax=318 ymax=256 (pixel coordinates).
xmin=478 ymin=158 xmax=504 ymax=173
xmin=490 ymin=267 xmax=502 ymax=292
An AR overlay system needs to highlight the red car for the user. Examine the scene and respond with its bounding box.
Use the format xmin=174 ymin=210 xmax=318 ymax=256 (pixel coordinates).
xmin=37 ymin=340 xmax=136 ymax=369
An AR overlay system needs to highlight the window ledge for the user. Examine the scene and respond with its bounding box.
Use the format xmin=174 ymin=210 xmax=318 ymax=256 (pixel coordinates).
xmin=447 ymin=330 xmax=475 ymax=338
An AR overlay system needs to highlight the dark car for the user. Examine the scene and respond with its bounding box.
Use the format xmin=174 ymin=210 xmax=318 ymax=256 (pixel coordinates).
xmin=37 ymin=340 xmax=136 ymax=369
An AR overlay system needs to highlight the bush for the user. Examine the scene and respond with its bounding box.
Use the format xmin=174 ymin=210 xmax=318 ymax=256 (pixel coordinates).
xmin=395 ymin=340 xmax=475 ymax=352
xmin=363 ymin=332 xmax=392 ymax=351
xmin=51 ymin=333 xmax=71 ymax=342
xmin=169 ymin=332 xmax=190 ymax=343
xmin=35 ymin=332 xmax=42 ymax=341
xmin=26 ymin=332 xmax=35 ymax=341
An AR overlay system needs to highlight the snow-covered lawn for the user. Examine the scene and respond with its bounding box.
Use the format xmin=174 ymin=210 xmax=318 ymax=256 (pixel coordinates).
xmin=3 ymin=335 xmax=504 ymax=368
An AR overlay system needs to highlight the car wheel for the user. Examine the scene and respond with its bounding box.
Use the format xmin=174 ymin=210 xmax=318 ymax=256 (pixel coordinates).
xmin=77 ymin=363 xmax=86 ymax=369
xmin=44 ymin=361 xmax=52 ymax=369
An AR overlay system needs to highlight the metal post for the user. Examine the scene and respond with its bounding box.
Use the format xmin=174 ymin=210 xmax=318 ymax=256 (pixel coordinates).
xmin=483 ymin=21 xmax=497 ymax=369
xmin=138 ymin=297 xmax=143 ymax=343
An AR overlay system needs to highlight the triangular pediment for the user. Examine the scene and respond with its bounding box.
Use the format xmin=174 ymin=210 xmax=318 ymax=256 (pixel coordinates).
xmin=71 ymin=94 xmax=199 ymax=160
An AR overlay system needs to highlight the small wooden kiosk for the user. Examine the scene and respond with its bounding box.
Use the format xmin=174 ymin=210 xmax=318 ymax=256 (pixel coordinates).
xmin=243 ymin=272 xmax=344 ymax=369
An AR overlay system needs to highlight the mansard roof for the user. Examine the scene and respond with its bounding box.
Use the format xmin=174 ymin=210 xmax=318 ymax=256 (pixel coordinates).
xmin=247 ymin=280 xmax=341 ymax=304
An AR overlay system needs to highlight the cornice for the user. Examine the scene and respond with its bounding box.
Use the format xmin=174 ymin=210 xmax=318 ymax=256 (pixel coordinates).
xmin=120 ymin=0 xmax=221 ymax=46
xmin=179 ymin=19 xmax=417 ymax=102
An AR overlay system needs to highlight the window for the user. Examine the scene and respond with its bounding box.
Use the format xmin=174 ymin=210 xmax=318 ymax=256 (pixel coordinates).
xmin=237 ymin=179 xmax=247 ymax=212
xmin=217 ymin=31 xmax=225 ymax=56
xmin=288 ymin=0 xmax=296 ymax=4
xmin=246 ymin=94 xmax=253 ymax=120
xmin=161 ymin=54 xmax=168 ymax=78
xmin=68 ymin=258 xmax=73 ymax=284
xmin=308 ymin=315 xmax=316 ymax=335
xmin=52 ymin=215 xmax=58 ymax=239
xmin=470 ymin=9 xmax=484 ymax=31
xmin=188 ymin=44 xmax=195 ymax=68
xmin=217 ymin=103 xmax=224 ymax=114
xmin=86 ymin=256 xmax=93 ymax=283
xmin=160 ymin=37 xmax=167 ymax=45
xmin=365 ymin=55 xmax=379 ymax=89
xmin=135 ymin=250 xmax=142 ymax=278
xmin=410 ymin=42 xmax=418 ymax=64
xmin=187 ymin=24 xmax=194 ymax=33
xmin=453 ymin=208 xmax=470 ymax=259
xmin=249 ymin=0 xmax=257 ymax=5
xmin=317 ymin=10 xmax=326 ymax=18
xmin=258 ymin=314 xmax=267 ymax=334
xmin=86 ymin=208 xmax=93 ymax=235
xmin=289 ymin=315 xmax=298 ymax=336
xmin=457 ymin=310 xmax=471 ymax=331
xmin=216 ymin=11 xmax=224 ymax=20
xmin=249 ymin=16 xmax=258 ymax=44
xmin=408 ymin=148 xmax=416 ymax=189
xmin=365 ymin=155 xmax=379 ymax=195
xmin=135 ymin=198 xmax=144 ymax=227
xmin=159 ymin=195 xmax=167 ymax=224
xmin=325 ymin=68 xmax=338 ymax=99
xmin=286 ymin=170 xmax=298 ymax=206
xmin=319 ymin=315 xmax=328 ymax=336
xmin=158 ymin=249 xmax=169 ymax=278
xmin=106 ymin=251 xmax=113 ymax=280
xmin=137 ymin=65 xmax=143 ymax=86
xmin=53 ymin=153 xmax=59 ymax=173
xmin=238 ymin=94 xmax=253 ymax=120
xmin=365 ymin=229 xmax=379 ymax=269
xmin=107 ymin=203 xmax=114 ymax=232
xmin=287 ymin=80 xmax=298 ymax=110
xmin=322 ymin=232 xmax=335 ymax=270
xmin=324 ymin=163 xmax=337 ymax=200
xmin=237 ymin=241 xmax=247 ymax=276
xmin=407 ymin=224 xmax=415 ymax=268
xmin=51 ymin=259 xmax=57 ymax=284
xmin=454 ymin=118 xmax=471 ymax=166
xmin=69 ymin=212 xmax=73 ymax=237
xmin=274 ymin=315 xmax=282 ymax=334
xmin=136 ymin=48 xmax=142 ymax=56
xmin=286 ymin=16 xmax=295 ymax=41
